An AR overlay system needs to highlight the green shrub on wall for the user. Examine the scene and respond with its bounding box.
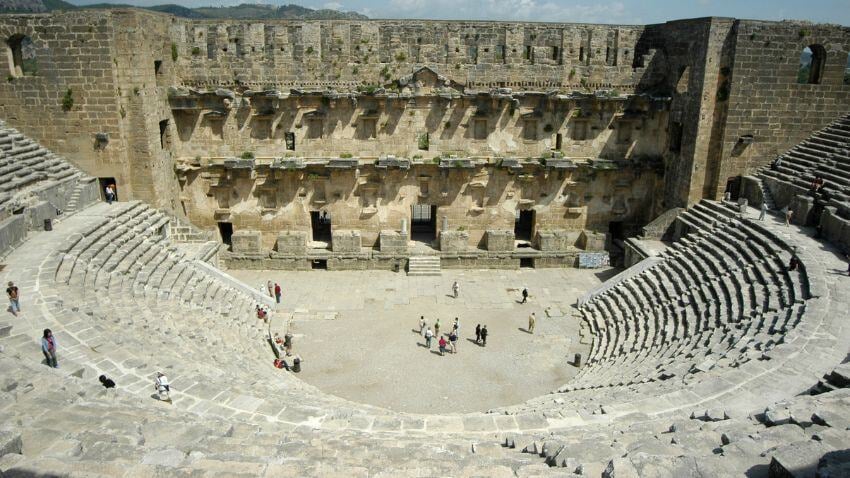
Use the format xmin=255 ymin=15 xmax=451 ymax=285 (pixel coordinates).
xmin=171 ymin=43 xmax=178 ymax=61
xmin=61 ymin=89 xmax=74 ymax=112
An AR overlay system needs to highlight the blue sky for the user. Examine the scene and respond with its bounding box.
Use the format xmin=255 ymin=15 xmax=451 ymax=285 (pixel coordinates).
xmin=67 ymin=0 xmax=850 ymax=25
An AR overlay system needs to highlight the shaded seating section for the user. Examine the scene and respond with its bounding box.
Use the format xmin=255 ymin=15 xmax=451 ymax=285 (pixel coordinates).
xmin=571 ymin=200 xmax=808 ymax=394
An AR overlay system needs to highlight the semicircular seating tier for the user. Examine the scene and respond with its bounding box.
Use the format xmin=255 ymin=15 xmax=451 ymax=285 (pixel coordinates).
xmin=1 ymin=121 xmax=849 ymax=476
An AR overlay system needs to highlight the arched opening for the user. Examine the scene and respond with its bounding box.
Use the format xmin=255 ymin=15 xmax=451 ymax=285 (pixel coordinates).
xmin=6 ymin=34 xmax=36 ymax=77
xmin=798 ymin=44 xmax=826 ymax=84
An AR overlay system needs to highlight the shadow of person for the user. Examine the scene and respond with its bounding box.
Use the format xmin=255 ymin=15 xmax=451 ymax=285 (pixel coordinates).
xmin=466 ymin=338 xmax=481 ymax=346
xmin=417 ymin=342 xmax=429 ymax=348
xmin=518 ymin=327 xmax=532 ymax=334
xmin=430 ymin=350 xmax=444 ymax=356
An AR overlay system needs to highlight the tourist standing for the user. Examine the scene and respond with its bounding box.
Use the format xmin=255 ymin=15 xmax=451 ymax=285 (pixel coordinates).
xmin=480 ymin=325 xmax=488 ymax=346
xmin=452 ymin=281 xmax=459 ymax=298
xmin=105 ymin=185 xmax=115 ymax=204
xmin=438 ymin=336 xmax=447 ymax=356
xmin=449 ymin=331 xmax=458 ymax=354
xmin=274 ymin=282 xmax=282 ymax=304
xmin=267 ymin=280 xmax=274 ymax=297
xmin=475 ymin=324 xmax=481 ymax=344
xmin=528 ymin=312 xmax=536 ymax=334
xmin=419 ymin=316 xmax=426 ymax=335
xmin=425 ymin=327 xmax=433 ymax=348
xmin=6 ymin=281 xmax=19 ymax=316
xmin=785 ymin=209 xmax=794 ymax=227
xmin=452 ymin=317 xmax=460 ymax=335
xmin=41 ymin=329 xmax=57 ymax=368
xmin=434 ymin=319 xmax=440 ymax=337
xmin=521 ymin=288 xmax=529 ymax=304
xmin=759 ymin=202 xmax=768 ymax=221
xmin=788 ymin=255 xmax=800 ymax=271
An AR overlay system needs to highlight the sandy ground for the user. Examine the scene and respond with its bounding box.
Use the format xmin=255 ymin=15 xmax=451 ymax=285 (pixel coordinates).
xmin=229 ymin=267 xmax=617 ymax=413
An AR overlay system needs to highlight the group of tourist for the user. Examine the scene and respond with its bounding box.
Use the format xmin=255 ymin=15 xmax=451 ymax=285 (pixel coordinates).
xmin=419 ymin=317 xmax=464 ymax=355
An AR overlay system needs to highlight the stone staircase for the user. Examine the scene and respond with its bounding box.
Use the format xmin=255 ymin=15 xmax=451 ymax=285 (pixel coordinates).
xmin=407 ymin=255 xmax=442 ymax=276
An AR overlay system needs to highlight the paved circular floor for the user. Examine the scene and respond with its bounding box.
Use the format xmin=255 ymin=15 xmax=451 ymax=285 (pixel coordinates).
xmin=229 ymin=267 xmax=616 ymax=413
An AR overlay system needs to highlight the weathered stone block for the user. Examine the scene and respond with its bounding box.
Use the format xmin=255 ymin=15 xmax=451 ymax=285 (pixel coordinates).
xmin=332 ymin=230 xmax=361 ymax=253
xmin=578 ymin=230 xmax=608 ymax=251
xmin=537 ymin=230 xmax=579 ymax=251
xmin=231 ymin=230 xmax=262 ymax=254
xmin=379 ymin=230 xmax=408 ymax=253
xmin=275 ymin=231 xmax=308 ymax=254
xmin=485 ymin=230 xmax=514 ymax=252
xmin=440 ymin=230 xmax=469 ymax=252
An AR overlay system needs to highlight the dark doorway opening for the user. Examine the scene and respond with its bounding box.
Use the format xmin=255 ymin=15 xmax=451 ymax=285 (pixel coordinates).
xmin=217 ymin=222 xmax=233 ymax=250
xmin=724 ymin=177 xmax=740 ymax=201
xmin=411 ymin=204 xmax=437 ymax=243
xmin=98 ymin=177 xmax=117 ymax=202
xmin=311 ymin=259 xmax=327 ymax=270
xmin=520 ymin=257 xmax=534 ymax=268
xmin=555 ymin=133 xmax=562 ymax=150
xmin=159 ymin=119 xmax=171 ymax=150
xmin=608 ymin=221 xmax=624 ymax=241
xmin=515 ymin=209 xmax=534 ymax=242
xmin=310 ymin=210 xmax=332 ymax=243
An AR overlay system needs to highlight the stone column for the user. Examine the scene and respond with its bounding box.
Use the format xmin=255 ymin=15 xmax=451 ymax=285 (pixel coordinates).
xmin=401 ymin=218 xmax=407 ymax=235
xmin=441 ymin=216 xmax=448 ymax=232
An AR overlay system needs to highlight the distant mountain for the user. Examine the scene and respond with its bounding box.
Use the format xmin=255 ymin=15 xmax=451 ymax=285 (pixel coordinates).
xmin=194 ymin=4 xmax=367 ymax=20
xmin=0 ymin=0 xmax=76 ymax=13
xmin=0 ymin=2 xmax=368 ymax=20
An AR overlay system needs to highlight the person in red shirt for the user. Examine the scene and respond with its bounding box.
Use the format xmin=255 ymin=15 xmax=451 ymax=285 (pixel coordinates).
xmin=438 ymin=336 xmax=447 ymax=356
xmin=274 ymin=283 xmax=282 ymax=304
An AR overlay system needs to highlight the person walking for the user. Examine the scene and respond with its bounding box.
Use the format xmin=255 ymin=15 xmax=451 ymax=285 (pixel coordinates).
xmin=154 ymin=372 xmax=171 ymax=401
xmin=41 ymin=329 xmax=57 ymax=368
xmin=521 ymin=288 xmax=529 ymax=304
xmin=104 ymin=185 xmax=115 ymax=204
xmin=528 ymin=312 xmax=536 ymax=334
xmin=266 ymin=280 xmax=274 ymax=298
xmin=785 ymin=208 xmax=794 ymax=227
xmin=419 ymin=316 xmax=426 ymax=335
xmin=452 ymin=317 xmax=460 ymax=335
xmin=274 ymin=283 xmax=282 ymax=304
xmin=759 ymin=202 xmax=768 ymax=221
xmin=434 ymin=319 xmax=440 ymax=337
xmin=480 ymin=325 xmax=488 ymax=346
xmin=475 ymin=324 xmax=481 ymax=344
xmin=449 ymin=330 xmax=458 ymax=354
xmin=6 ymin=281 xmax=19 ymax=316
xmin=452 ymin=281 xmax=459 ymax=299
xmin=424 ymin=327 xmax=433 ymax=348
xmin=438 ymin=336 xmax=447 ymax=356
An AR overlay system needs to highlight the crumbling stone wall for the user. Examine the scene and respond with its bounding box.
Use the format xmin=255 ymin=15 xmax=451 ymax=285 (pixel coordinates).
xmin=717 ymin=21 xmax=850 ymax=187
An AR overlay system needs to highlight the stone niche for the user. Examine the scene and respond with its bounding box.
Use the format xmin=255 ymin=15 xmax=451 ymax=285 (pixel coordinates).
xmin=485 ymin=230 xmax=515 ymax=252
xmin=332 ymin=230 xmax=362 ymax=253
xmin=440 ymin=230 xmax=470 ymax=252
xmin=231 ymin=230 xmax=263 ymax=254
xmin=379 ymin=230 xmax=408 ymax=253
xmin=537 ymin=230 xmax=580 ymax=251
xmin=578 ymin=230 xmax=609 ymax=251
xmin=275 ymin=230 xmax=309 ymax=255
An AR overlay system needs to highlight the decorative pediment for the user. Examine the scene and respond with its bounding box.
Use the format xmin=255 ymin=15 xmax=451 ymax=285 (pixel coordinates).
xmin=398 ymin=66 xmax=463 ymax=94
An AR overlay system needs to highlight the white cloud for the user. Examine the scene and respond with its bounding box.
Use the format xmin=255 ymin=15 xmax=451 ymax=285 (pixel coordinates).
xmin=323 ymin=1 xmax=343 ymax=9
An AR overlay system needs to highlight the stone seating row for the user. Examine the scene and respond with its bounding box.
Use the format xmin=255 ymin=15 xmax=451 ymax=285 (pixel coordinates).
xmin=0 ymin=356 xmax=549 ymax=478
xmin=0 ymin=202 xmax=394 ymax=430
xmin=556 ymin=200 xmax=810 ymax=410
xmin=761 ymin=114 xmax=850 ymax=206
xmin=0 ymin=124 xmax=80 ymax=195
